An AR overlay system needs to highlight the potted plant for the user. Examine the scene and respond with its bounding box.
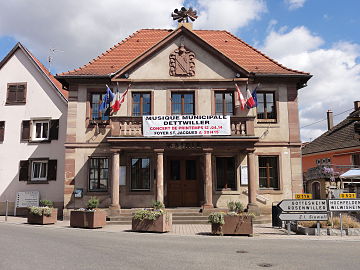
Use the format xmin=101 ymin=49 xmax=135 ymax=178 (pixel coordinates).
xmin=27 ymin=199 xmax=57 ymax=225
xmin=70 ymin=197 xmax=106 ymax=229
xmin=208 ymin=201 xmax=254 ymax=236
xmin=132 ymin=201 xmax=172 ymax=233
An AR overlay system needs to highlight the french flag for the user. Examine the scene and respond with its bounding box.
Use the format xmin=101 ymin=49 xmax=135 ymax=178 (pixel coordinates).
xmin=111 ymin=83 xmax=131 ymax=113
xmin=246 ymin=85 xmax=258 ymax=109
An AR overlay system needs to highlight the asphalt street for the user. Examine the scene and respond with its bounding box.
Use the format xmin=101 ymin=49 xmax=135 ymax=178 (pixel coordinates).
xmin=1 ymin=223 xmax=360 ymax=270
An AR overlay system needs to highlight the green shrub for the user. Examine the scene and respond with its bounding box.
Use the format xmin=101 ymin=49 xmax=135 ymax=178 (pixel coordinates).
xmin=133 ymin=209 xmax=164 ymax=221
xmin=87 ymin=197 xmax=99 ymax=210
xmin=40 ymin=199 xmax=53 ymax=208
xmin=208 ymin=212 xmax=225 ymax=225
xmin=227 ymin=201 xmax=244 ymax=213
xmin=29 ymin=206 xmax=52 ymax=217
xmin=152 ymin=200 xmax=164 ymax=210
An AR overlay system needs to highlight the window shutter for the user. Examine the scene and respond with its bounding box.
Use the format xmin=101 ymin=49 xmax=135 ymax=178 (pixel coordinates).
xmin=49 ymin=119 xmax=59 ymax=140
xmin=21 ymin=120 xmax=31 ymax=141
xmin=17 ymin=84 xmax=26 ymax=102
xmin=47 ymin=160 xmax=57 ymax=181
xmin=7 ymin=85 xmax=16 ymax=103
xmin=0 ymin=121 xmax=4 ymax=142
xmin=19 ymin=160 xmax=29 ymax=181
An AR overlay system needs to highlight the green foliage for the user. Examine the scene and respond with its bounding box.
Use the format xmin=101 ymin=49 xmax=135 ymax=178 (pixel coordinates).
xmin=152 ymin=200 xmax=164 ymax=210
xmin=133 ymin=209 xmax=164 ymax=221
xmin=87 ymin=197 xmax=99 ymax=210
xmin=208 ymin=212 xmax=225 ymax=225
xmin=227 ymin=201 xmax=244 ymax=213
xmin=29 ymin=206 xmax=52 ymax=217
xmin=40 ymin=199 xmax=53 ymax=208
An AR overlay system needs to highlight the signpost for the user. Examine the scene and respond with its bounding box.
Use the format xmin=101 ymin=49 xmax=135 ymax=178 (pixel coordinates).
xmin=328 ymin=199 xmax=360 ymax=211
xmin=279 ymin=213 xmax=328 ymax=221
xmin=278 ymin=199 xmax=328 ymax=236
xmin=278 ymin=199 xmax=327 ymax=212
xmin=295 ymin=194 xmax=312 ymax=199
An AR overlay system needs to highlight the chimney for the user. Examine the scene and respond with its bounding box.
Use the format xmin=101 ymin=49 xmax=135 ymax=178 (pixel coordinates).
xmin=327 ymin=110 xmax=334 ymax=130
xmin=354 ymin=101 xmax=360 ymax=111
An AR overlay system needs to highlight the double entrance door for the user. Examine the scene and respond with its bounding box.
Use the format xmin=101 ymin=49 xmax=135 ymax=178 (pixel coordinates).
xmin=167 ymin=157 xmax=199 ymax=207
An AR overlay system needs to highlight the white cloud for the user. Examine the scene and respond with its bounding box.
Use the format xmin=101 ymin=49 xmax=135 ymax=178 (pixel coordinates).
xmin=263 ymin=26 xmax=323 ymax=59
xmin=0 ymin=0 xmax=183 ymax=73
xmin=194 ymin=0 xmax=267 ymax=32
xmin=0 ymin=0 xmax=269 ymax=73
xmin=284 ymin=0 xmax=307 ymax=10
xmin=262 ymin=26 xmax=360 ymax=142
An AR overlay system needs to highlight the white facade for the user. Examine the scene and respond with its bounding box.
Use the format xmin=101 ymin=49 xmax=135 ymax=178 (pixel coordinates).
xmin=0 ymin=44 xmax=67 ymax=214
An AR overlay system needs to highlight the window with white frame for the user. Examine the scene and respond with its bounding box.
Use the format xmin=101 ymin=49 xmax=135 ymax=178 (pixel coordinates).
xmin=32 ymin=120 xmax=49 ymax=141
xmin=31 ymin=160 xmax=48 ymax=181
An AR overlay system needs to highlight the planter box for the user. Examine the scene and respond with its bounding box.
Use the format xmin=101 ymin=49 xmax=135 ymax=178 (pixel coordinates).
xmin=211 ymin=215 xmax=253 ymax=236
xmin=27 ymin=208 xmax=58 ymax=225
xmin=132 ymin=213 xmax=172 ymax=233
xmin=70 ymin=210 xmax=106 ymax=229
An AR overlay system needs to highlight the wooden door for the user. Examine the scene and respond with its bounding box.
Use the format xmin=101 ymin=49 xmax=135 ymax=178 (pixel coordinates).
xmin=167 ymin=157 xmax=199 ymax=207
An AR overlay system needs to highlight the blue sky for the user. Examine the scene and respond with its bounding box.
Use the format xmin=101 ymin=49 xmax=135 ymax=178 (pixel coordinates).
xmin=0 ymin=0 xmax=359 ymax=141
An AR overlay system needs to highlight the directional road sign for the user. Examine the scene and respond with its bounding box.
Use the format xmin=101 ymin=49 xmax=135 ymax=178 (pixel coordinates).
xmin=279 ymin=212 xmax=328 ymax=221
xmin=278 ymin=199 xmax=327 ymax=212
xmin=329 ymin=199 xmax=360 ymax=211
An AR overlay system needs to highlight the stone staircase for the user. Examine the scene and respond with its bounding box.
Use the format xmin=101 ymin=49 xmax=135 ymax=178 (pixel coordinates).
xmin=106 ymin=208 xmax=271 ymax=225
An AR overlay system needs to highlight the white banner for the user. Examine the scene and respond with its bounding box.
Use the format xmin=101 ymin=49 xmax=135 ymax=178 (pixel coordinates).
xmin=143 ymin=115 xmax=231 ymax=137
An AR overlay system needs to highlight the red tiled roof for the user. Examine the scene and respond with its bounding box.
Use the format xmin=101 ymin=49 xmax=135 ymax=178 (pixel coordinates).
xmin=59 ymin=28 xmax=309 ymax=77
xmin=28 ymin=50 xmax=69 ymax=99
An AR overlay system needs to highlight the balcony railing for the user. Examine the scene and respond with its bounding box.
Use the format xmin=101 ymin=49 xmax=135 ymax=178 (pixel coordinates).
xmin=110 ymin=116 xmax=255 ymax=137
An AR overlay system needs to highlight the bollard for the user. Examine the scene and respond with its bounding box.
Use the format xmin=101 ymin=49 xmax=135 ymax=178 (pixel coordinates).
xmin=287 ymin=222 xmax=290 ymax=235
xmin=5 ymin=200 xmax=9 ymax=221
xmin=316 ymin=221 xmax=320 ymax=236
xmin=340 ymin=213 xmax=343 ymax=237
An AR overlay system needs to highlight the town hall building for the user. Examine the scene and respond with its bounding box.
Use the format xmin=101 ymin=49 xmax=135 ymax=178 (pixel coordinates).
xmin=57 ymin=17 xmax=311 ymax=216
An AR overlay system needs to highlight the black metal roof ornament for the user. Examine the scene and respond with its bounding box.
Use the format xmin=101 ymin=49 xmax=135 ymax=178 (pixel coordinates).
xmin=171 ymin=7 xmax=198 ymax=23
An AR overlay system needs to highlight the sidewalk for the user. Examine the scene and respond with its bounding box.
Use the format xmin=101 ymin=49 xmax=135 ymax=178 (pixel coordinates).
xmin=1 ymin=216 xmax=360 ymax=241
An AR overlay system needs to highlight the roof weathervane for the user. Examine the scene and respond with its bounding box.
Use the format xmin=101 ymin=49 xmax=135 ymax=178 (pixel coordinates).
xmin=171 ymin=7 xmax=198 ymax=23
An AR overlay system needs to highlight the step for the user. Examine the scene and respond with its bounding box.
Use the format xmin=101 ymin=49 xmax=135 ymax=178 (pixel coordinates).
xmin=172 ymin=216 xmax=208 ymax=220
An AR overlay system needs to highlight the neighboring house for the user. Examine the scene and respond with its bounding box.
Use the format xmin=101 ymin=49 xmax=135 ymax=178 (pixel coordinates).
xmin=56 ymin=22 xmax=311 ymax=216
xmin=0 ymin=43 xmax=68 ymax=215
xmin=302 ymin=101 xmax=360 ymax=199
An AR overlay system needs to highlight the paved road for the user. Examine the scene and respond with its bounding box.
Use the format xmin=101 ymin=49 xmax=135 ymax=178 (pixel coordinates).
xmin=1 ymin=223 xmax=360 ymax=270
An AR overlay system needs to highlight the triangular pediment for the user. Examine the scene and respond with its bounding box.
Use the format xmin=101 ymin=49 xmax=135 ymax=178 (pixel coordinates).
xmin=112 ymin=26 xmax=249 ymax=81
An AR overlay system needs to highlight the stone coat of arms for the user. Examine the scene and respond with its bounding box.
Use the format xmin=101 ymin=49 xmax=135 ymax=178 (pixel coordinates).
xmin=169 ymin=45 xmax=195 ymax=76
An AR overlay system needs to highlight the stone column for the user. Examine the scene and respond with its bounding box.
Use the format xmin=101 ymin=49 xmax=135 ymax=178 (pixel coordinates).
xmin=155 ymin=149 xmax=164 ymax=204
xmin=203 ymin=149 xmax=213 ymax=208
xmin=110 ymin=151 xmax=120 ymax=214
xmin=247 ymin=149 xmax=260 ymax=215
